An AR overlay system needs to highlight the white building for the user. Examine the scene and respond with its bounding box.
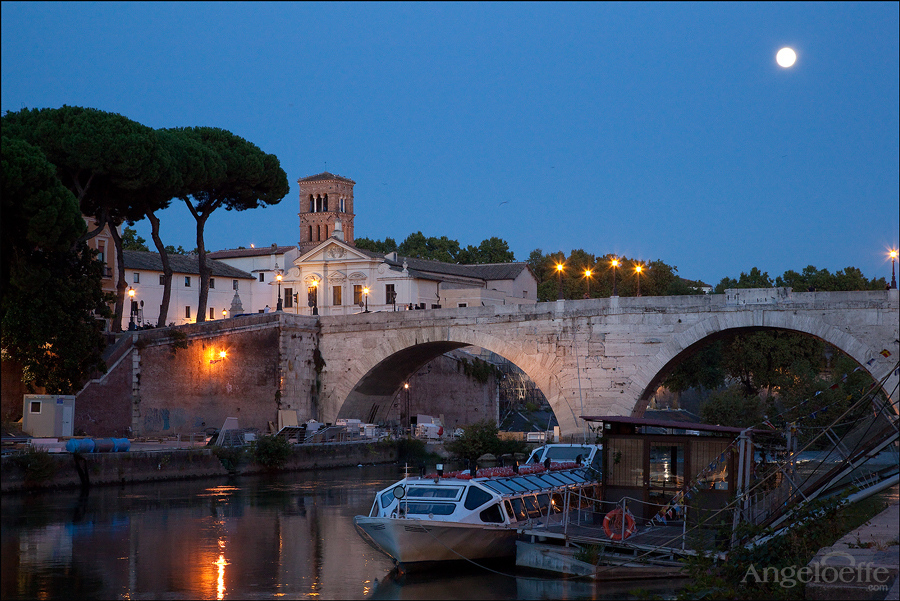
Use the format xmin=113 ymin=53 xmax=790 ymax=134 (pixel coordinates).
xmin=121 ymin=251 xmax=257 ymax=329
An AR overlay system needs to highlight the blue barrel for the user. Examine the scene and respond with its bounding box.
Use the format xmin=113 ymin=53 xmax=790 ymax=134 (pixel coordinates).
xmin=112 ymin=438 xmax=130 ymax=452
xmin=65 ymin=438 xmax=95 ymax=453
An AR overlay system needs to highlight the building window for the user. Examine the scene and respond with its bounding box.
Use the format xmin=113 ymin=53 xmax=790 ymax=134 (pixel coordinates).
xmin=458 ymin=303 xmax=467 ymax=308
xmin=97 ymin=241 xmax=105 ymax=263
xmin=259 ymin=273 xmax=265 ymax=282
xmin=210 ymin=308 xmax=215 ymax=320
xmin=353 ymin=285 xmax=363 ymax=306
xmin=159 ymin=274 xmax=165 ymax=285
xmin=209 ymin=278 xmax=215 ymax=289
xmin=185 ymin=276 xmax=191 ymax=287
xmin=333 ymin=285 xmax=342 ymax=306
xmin=308 ymin=225 xmax=313 ymax=242
xmin=29 ymin=401 xmax=41 ymax=414
xmin=340 ymin=198 xmax=345 ymax=213
xmin=385 ymin=284 xmax=396 ymax=305
xmin=309 ymin=195 xmax=315 ymax=213
xmin=185 ymin=306 xmax=191 ymax=319
xmin=233 ymin=279 xmax=239 ymax=290
xmin=323 ymin=194 xmax=328 ymax=212
xmin=285 ymin=288 xmax=293 ymax=308
xmin=133 ymin=272 xmax=140 ymax=284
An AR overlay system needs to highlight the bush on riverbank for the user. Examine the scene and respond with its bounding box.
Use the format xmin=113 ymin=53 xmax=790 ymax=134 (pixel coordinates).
xmin=677 ymin=492 xmax=893 ymax=600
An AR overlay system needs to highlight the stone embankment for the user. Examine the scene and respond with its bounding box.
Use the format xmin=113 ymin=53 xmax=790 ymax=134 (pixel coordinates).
xmin=1 ymin=439 xmax=397 ymax=493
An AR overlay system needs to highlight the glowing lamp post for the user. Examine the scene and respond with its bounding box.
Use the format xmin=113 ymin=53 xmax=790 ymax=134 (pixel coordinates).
xmin=584 ymin=268 xmax=593 ymax=298
xmin=611 ymin=258 xmax=619 ymax=297
xmin=363 ymin=286 xmax=370 ymax=313
xmin=556 ymin=263 xmax=565 ymax=300
xmin=275 ymin=264 xmax=284 ymax=312
xmin=404 ymin=382 xmax=411 ymax=438
xmin=888 ymin=249 xmax=897 ymax=288
xmin=308 ymin=280 xmax=319 ymax=315
xmin=635 ymin=263 xmax=643 ymax=297
xmin=128 ymin=287 xmax=137 ymax=330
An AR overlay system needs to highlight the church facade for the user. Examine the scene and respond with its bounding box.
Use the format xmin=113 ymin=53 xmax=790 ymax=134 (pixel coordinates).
xmin=208 ymin=172 xmax=538 ymax=316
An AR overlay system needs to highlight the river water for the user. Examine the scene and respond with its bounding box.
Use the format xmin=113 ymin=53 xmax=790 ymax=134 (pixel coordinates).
xmin=1 ymin=464 xmax=679 ymax=600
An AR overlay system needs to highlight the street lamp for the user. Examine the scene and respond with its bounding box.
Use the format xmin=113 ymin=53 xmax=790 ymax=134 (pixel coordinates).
xmin=611 ymin=258 xmax=619 ymax=297
xmin=363 ymin=286 xmax=370 ymax=312
xmin=308 ymin=280 xmax=318 ymax=315
xmin=404 ymin=382 xmax=411 ymax=438
xmin=274 ymin=263 xmax=284 ymax=312
xmin=890 ymin=249 xmax=898 ymax=289
xmin=128 ymin=287 xmax=137 ymax=330
xmin=555 ymin=262 xmax=565 ymax=300
xmin=635 ymin=263 xmax=643 ymax=297
xmin=583 ymin=268 xmax=593 ymax=299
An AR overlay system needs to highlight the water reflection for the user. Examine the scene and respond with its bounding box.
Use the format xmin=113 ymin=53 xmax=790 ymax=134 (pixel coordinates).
xmin=1 ymin=465 xmax=680 ymax=600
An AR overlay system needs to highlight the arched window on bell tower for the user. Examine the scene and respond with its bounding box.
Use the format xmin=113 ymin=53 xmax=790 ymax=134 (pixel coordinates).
xmin=309 ymin=195 xmax=315 ymax=213
xmin=323 ymin=194 xmax=328 ymax=212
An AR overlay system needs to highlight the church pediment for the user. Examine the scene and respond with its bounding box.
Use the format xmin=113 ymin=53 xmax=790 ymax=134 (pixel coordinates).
xmin=297 ymin=239 xmax=373 ymax=264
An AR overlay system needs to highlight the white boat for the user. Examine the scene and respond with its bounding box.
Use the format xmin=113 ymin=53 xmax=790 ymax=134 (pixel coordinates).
xmin=353 ymin=456 xmax=600 ymax=566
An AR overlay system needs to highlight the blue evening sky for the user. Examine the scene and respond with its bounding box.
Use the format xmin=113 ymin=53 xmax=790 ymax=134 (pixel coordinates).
xmin=3 ymin=2 xmax=898 ymax=286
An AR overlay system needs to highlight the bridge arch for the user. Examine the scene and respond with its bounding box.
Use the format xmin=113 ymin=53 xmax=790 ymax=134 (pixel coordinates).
xmin=330 ymin=327 xmax=567 ymax=430
xmin=632 ymin=311 xmax=885 ymax=415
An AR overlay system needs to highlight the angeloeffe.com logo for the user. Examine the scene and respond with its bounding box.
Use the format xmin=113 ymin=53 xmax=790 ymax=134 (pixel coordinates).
xmin=742 ymin=551 xmax=894 ymax=591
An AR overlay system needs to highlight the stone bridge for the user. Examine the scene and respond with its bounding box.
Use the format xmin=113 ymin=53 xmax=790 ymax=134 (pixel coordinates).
xmin=314 ymin=288 xmax=899 ymax=436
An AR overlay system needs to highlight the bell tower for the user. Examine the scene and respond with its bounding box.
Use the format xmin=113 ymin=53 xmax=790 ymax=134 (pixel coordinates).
xmin=297 ymin=172 xmax=355 ymax=252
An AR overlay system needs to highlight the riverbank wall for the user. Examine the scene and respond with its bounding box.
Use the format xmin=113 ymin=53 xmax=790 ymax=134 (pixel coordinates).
xmin=1 ymin=440 xmax=397 ymax=493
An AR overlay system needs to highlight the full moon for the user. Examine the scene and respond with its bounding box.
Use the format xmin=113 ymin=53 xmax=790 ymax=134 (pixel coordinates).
xmin=776 ymin=47 xmax=797 ymax=68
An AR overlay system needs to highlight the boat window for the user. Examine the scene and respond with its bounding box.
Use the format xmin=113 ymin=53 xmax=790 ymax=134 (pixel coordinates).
xmin=504 ymin=500 xmax=516 ymax=520
xmin=539 ymin=473 xmax=567 ymax=486
xmin=523 ymin=495 xmax=542 ymax=519
xmin=509 ymin=498 xmax=528 ymax=521
xmin=406 ymin=486 xmax=463 ymax=500
xmin=370 ymin=500 xmax=379 ymax=517
xmin=521 ymin=475 xmax=549 ymax=489
xmin=479 ymin=503 xmax=505 ymax=524
xmin=536 ymin=493 xmax=551 ymax=516
xmin=482 ymin=481 xmax=517 ymax=495
xmin=380 ymin=490 xmax=396 ymax=509
xmin=552 ymin=473 xmax=579 ymax=484
xmin=464 ymin=486 xmax=494 ymax=510
xmin=403 ymin=502 xmax=457 ymax=515
xmin=497 ymin=479 xmax=530 ymax=492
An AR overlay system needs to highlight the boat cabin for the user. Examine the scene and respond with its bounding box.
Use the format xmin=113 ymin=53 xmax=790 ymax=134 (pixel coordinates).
xmin=583 ymin=416 xmax=753 ymax=522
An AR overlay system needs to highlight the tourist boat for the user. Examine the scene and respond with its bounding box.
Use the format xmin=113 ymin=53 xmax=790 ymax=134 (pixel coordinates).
xmin=353 ymin=448 xmax=601 ymax=567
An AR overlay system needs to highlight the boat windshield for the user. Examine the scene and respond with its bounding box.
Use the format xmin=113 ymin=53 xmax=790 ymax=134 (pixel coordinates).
xmin=406 ymin=486 xmax=463 ymax=500
xmin=544 ymin=446 xmax=595 ymax=461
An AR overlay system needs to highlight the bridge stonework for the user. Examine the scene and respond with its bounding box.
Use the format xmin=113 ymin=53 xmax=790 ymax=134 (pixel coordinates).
xmin=314 ymin=288 xmax=899 ymax=437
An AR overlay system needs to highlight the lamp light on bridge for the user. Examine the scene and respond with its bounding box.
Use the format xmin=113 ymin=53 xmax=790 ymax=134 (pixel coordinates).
xmin=210 ymin=350 xmax=227 ymax=364
xmin=890 ymin=249 xmax=898 ymax=289
xmin=634 ymin=263 xmax=644 ymax=297
xmin=611 ymin=258 xmax=619 ymax=297
xmin=583 ymin=268 xmax=593 ymax=299
xmin=363 ymin=286 xmax=370 ymax=313
xmin=555 ymin=262 xmax=565 ymax=300
xmin=404 ymin=382 xmax=411 ymax=438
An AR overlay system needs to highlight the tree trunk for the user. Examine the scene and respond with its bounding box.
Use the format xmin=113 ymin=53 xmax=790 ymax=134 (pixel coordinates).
xmin=147 ymin=211 xmax=172 ymax=327
xmin=108 ymin=219 xmax=127 ymax=332
xmin=194 ymin=213 xmax=210 ymax=323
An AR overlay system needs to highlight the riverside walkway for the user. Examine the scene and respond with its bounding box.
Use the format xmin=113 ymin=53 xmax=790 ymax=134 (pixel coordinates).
xmin=806 ymin=486 xmax=899 ymax=601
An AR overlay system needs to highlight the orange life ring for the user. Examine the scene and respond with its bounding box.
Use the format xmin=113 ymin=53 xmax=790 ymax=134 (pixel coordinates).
xmin=603 ymin=508 xmax=636 ymax=540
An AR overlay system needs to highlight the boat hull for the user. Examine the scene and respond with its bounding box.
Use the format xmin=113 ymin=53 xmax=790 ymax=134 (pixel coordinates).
xmin=353 ymin=516 xmax=517 ymax=565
